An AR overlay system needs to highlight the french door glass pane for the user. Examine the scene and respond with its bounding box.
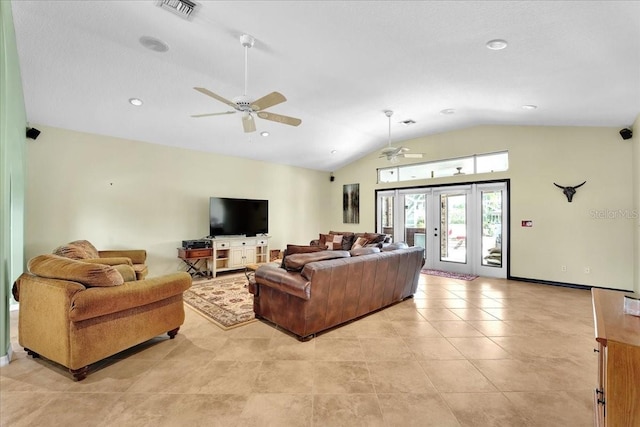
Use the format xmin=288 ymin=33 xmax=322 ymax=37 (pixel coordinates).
xmin=481 ymin=190 xmax=502 ymax=267
xmin=380 ymin=195 xmax=394 ymax=242
xmin=440 ymin=194 xmax=466 ymax=263
xmin=404 ymin=194 xmax=426 ymax=249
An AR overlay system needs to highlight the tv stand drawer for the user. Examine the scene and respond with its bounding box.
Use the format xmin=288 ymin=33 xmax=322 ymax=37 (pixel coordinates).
xmin=231 ymin=239 xmax=256 ymax=247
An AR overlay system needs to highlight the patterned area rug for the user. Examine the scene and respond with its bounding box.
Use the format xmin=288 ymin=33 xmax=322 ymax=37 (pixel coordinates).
xmin=422 ymin=269 xmax=478 ymax=281
xmin=183 ymin=273 xmax=257 ymax=330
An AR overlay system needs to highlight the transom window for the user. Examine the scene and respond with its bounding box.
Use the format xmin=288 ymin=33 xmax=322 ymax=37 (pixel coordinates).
xmin=378 ymin=151 xmax=509 ymax=183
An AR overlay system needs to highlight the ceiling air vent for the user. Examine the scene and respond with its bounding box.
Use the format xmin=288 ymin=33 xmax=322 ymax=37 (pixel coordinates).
xmin=157 ymin=0 xmax=197 ymax=20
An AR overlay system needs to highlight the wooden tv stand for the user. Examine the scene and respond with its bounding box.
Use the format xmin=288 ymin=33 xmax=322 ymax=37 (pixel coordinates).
xmin=209 ymin=236 xmax=270 ymax=277
xmin=591 ymin=288 xmax=640 ymax=426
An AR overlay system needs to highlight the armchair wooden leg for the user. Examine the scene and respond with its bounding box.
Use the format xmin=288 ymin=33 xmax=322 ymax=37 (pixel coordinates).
xmin=24 ymin=348 xmax=40 ymax=358
xmin=69 ymin=366 xmax=89 ymax=381
xmin=167 ymin=327 xmax=180 ymax=339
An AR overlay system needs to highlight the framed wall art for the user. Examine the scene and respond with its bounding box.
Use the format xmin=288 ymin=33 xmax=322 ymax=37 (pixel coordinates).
xmin=343 ymin=183 xmax=359 ymax=224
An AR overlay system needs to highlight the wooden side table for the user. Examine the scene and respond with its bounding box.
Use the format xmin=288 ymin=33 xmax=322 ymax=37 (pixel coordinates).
xmin=270 ymin=249 xmax=283 ymax=261
xmin=177 ymin=248 xmax=212 ymax=277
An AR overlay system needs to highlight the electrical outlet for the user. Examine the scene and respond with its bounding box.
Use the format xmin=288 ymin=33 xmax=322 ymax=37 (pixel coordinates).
xmin=584 ymin=267 xmax=591 ymax=274
xmin=561 ymin=265 xmax=567 ymax=272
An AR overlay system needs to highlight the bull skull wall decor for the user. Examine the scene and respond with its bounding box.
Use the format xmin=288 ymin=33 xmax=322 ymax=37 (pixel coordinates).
xmin=553 ymin=181 xmax=586 ymax=202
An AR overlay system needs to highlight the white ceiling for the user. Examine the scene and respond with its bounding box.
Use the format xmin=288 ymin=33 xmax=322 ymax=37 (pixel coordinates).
xmin=11 ymin=1 xmax=640 ymax=172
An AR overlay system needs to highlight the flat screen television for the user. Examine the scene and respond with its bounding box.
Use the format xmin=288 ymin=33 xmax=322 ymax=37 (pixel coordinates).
xmin=209 ymin=197 xmax=269 ymax=237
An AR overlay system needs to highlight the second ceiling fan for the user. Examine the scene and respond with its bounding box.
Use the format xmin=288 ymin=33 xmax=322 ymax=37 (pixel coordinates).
xmin=192 ymin=34 xmax=302 ymax=133
xmin=379 ymin=110 xmax=423 ymax=162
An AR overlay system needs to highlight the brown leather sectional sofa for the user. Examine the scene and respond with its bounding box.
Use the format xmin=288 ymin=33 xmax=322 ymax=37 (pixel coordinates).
xmin=249 ymin=246 xmax=425 ymax=340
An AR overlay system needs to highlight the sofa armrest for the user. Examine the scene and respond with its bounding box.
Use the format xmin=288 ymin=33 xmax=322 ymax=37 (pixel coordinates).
xmin=69 ymin=272 xmax=191 ymax=322
xmin=99 ymin=249 xmax=147 ymax=264
xmin=83 ymin=257 xmax=133 ymax=266
xmin=254 ymin=265 xmax=311 ymax=300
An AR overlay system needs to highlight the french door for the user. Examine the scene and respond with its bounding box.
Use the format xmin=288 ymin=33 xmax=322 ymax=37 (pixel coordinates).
xmin=376 ymin=182 xmax=507 ymax=278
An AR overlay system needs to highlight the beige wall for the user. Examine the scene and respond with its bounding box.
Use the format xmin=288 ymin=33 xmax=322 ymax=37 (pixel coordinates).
xmin=25 ymin=126 xmax=331 ymax=276
xmin=333 ymin=125 xmax=636 ymax=290
xmin=25 ymin=123 xmax=637 ymax=290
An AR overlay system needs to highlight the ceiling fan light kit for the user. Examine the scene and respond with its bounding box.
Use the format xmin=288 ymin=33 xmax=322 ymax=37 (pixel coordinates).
xmin=192 ymin=34 xmax=302 ymax=133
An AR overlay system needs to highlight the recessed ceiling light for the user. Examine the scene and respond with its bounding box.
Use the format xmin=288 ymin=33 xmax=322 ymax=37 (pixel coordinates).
xmin=440 ymin=108 xmax=456 ymax=115
xmin=260 ymin=131 xmax=270 ymax=137
xmin=139 ymin=36 xmax=169 ymax=53
xmin=521 ymin=104 xmax=538 ymax=110
xmin=400 ymin=119 xmax=416 ymax=126
xmin=486 ymin=39 xmax=508 ymax=50
xmin=129 ymin=98 xmax=143 ymax=106
xmin=330 ymin=149 xmax=337 ymax=154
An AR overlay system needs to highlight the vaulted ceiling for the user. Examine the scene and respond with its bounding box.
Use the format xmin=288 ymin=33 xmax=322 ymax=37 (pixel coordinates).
xmin=11 ymin=1 xmax=640 ymax=171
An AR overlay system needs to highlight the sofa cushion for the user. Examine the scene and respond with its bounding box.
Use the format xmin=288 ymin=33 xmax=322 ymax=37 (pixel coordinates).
xmin=381 ymin=242 xmax=409 ymax=251
xmin=350 ymin=247 xmax=381 ymax=256
xmin=319 ymin=234 xmax=344 ymax=250
xmin=280 ymin=244 xmax=325 ymax=268
xmin=284 ymin=250 xmax=350 ymax=272
xmin=28 ymin=254 xmax=124 ymax=287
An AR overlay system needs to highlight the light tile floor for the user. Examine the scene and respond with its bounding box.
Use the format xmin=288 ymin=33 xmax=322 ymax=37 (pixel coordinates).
xmin=1 ymin=274 xmax=598 ymax=426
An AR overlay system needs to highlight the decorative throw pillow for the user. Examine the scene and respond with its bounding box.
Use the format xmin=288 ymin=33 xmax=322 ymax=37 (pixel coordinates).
xmin=351 ymin=236 xmax=370 ymax=250
xmin=28 ymin=254 xmax=124 ymax=287
xmin=319 ymin=234 xmax=343 ymax=250
xmin=329 ymin=231 xmax=355 ymax=251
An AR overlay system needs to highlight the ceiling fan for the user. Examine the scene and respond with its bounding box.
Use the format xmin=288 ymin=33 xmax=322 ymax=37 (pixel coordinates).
xmin=191 ymin=34 xmax=302 ymax=133
xmin=379 ymin=110 xmax=423 ymax=163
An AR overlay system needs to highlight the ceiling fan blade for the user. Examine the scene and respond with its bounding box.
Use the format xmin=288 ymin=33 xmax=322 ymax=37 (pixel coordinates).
xmin=250 ymin=92 xmax=287 ymax=111
xmin=257 ymin=111 xmax=302 ymax=126
xmin=403 ymin=153 xmax=424 ymax=158
xmin=191 ymin=111 xmax=236 ymax=118
xmin=194 ymin=87 xmax=238 ymax=110
xmin=242 ymin=114 xmax=256 ymax=133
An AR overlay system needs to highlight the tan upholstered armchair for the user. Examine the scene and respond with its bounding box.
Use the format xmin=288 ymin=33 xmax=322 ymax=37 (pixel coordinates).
xmin=53 ymin=239 xmax=148 ymax=280
xmin=12 ymin=254 xmax=191 ymax=381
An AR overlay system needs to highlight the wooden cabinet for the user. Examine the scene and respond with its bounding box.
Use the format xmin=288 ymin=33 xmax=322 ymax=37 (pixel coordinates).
xmin=591 ymin=288 xmax=640 ymax=427
xmin=211 ymin=236 xmax=269 ymax=277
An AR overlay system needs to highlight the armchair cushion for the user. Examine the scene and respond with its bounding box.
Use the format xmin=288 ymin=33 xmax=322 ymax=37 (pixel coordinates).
xmin=69 ymin=273 xmax=191 ymax=322
xmin=69 ymin=240 xmax=100 ymax=258
xmin=28 ymin=254 xmax=124 ymax=288
xmin=53 ymin=240 xmax=148 ymax=280
xmin=53 ymin=242 xmax=94 ymax=260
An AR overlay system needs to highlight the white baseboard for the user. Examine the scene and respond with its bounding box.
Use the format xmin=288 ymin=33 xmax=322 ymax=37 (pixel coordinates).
xmin=0 ymin=345 xmax=14 ymax=367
